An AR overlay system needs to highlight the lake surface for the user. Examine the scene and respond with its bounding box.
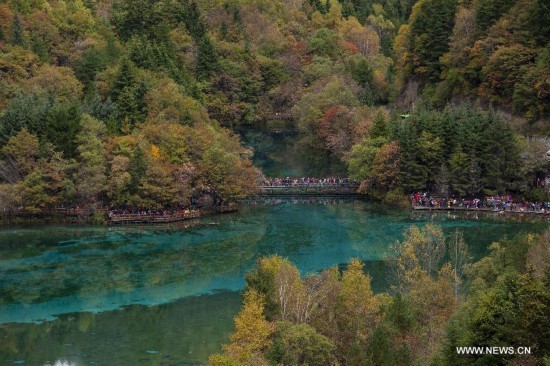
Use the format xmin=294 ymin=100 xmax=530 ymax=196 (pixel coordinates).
xmin=0 ymin=200 xmax=547 ymax=365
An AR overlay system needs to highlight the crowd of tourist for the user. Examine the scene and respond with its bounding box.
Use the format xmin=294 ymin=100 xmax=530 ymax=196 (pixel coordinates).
xmin=108 ymin=208 xmax=197 ymax=218
xmin=244 ymin=197 xmax=354 ymax=206
xmin=411 ymin=192 xmax=550 ymax=213
xmin=262 ymin=177 xmax=356 ymax=187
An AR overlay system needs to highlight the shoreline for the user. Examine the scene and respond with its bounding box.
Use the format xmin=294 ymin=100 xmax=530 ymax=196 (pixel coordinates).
xmin=412 ymin=206 xmax=550 ymax=216
xmin=4 ymin=199 xmax=550 ymax=227
xmin=0 ymin=205 xmax=238 ymax=227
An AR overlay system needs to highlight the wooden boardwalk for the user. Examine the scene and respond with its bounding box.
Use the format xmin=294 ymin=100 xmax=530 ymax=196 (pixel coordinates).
xmin=109 ymin=210 xmax=201 ymax=224
xmin=109 ymin=203 xmax=238 ymax=224
xmin=412 ymin=206 xmax=550 ymax=216
xmin=215 ymin=203 xmax=239 ymax=213
xmin=259 ymin=184 xmax=359 ymax=195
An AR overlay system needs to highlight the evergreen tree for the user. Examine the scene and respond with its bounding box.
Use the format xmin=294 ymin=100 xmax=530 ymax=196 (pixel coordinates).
xmin=44 ymin=102 xmax=82 ymax=158
xmin=18 ymin=171 xmax=51 ymax=213
xmin=110 ymin=59 xmax=148 ymax=128
xmin=365 ymin=326 xmax=395 ymax=366
xmin=179 ymin=0 xmax=207 ymax=39
xmin=128 ymin=146 xmax=147 ymax=196
xmin=75 ymin=115 xmax=107 ymax=204
xmin=408 ymin=0 xmax=458 ymax=80
xmin=468 ymin=155 xmax=482 ymax=196
xmin=138 ymin=163 xmax=179 ymax=209
xmin=449 ymin=145 xmax=470 ymax=196
xmin=370 ymin=112 xmax=389 ymax=139
xmin=0 ymin=94 xmax=52 ymax=145
xmin=341 ymin=0 xmax=356 ymax=18
xmin=476 ymin=0 xmax=515 ymax=32
xmin=11 ymin=13 xmax=26 ymax=47
xmin=350 ymin=0 xmax=373 ymax=23
xmin=196 ymin=36 xmax=219 ymax=80
xmin=112 ymin=0 xmax=167 ymax=41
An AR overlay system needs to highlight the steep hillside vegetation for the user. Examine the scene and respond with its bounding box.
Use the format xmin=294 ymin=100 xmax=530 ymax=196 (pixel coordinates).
xmin=0 ymin=0 xmax=548 ymax=211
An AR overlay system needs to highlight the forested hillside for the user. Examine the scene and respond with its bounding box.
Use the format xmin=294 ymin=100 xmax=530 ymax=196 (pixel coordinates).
xmin=0 ymin=0 xmax=548 ymax=212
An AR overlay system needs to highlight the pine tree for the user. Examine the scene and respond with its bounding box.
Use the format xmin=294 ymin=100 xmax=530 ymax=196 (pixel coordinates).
xmin=110 ymin=59 xmax=147 ymax=127
xmin=44 ymin=102 xmax=82 ymax=158
xmin=196 ymin=36 xmax=219 ymax=80
xmin=370 ymin=112 xmax=389 ymax=139
xmin=476 ymin=0 xmax=515 ymax=32
xmin=408 ymin=0 xmax=458 ymax=80
xmin=341 ymin=0 xmax=356 ymax=18
xmin=11 ymin=13 xmax=27 ymax=47
xmin=179 ymin=0 xmax=207 ymax=39
xmin=75 ymin=115 xmax=107 ymax=204
xmin=129 ymin=146 xmax=148 ymax=196
xmin=449 ymin=145 xmax=470 ymax=196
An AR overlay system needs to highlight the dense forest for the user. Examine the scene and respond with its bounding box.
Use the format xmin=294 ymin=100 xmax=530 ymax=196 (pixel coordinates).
xmin=210 ymin=225 xmax=550 ymax=366
xmin=0 ymin=0 xmax=548 ymax=212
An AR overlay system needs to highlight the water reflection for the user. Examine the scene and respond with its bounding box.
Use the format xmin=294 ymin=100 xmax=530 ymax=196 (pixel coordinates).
xmin=47 ymin=360 xmax=78 ymax=366
xmin=1 ymin=292 xmax=240 ymax=366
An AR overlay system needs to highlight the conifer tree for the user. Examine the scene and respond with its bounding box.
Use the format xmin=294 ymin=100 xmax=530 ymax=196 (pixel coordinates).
xmin=449 ymin=145 xmax=470 ymax=196
xmin=196 ymin=36 xmax=219 ymax=80
xmin=75 ymin=115 xmax=107 ymax=204
xmin=11 ymin=13 xmax=26 ymax=47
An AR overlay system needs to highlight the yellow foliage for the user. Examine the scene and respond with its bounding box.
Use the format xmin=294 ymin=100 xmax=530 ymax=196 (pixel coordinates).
xmin=150 ymin=144 xmax=160 ymax=160
xmin=145 ymin=79 xmax=209 ymax=125
xmin=0 ymin=4 xmax=13 ymax=36
xmin=222 ymin=289 xmax=274 ymax=364
xmin=337 ymin=259 xmax=379 ymax=341
xmin=339 ymin=17 xmax=380 ymax=58
xmin=24 ymin=64 xmax=83 ymax=101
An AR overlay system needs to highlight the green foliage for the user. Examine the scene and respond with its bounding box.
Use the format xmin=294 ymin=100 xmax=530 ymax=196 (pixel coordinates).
xmin=109 ymin=59 xmax=148 ymax=128
xmin=384 ymin=107 xmax=527 ymax=194
xmin=408 ymin=0 xmax=457 ymax=80
xmin=112 ymin=0 xmax=169 ymax=41
xmin=0 ymin=93 xmax=52 ymax=145
xmin=476 ymin=0 xmax=515 ymax=32
xmin=347 ymin=136 xmax=387 ymax=181
xmin=76 ymin=38 xmax=120 ymax=92
xmin=448 ymin=145 xmax=469 ymax=196
xmin=222 ymin=229 xmax=550 ymax=366
xmin=196 ymin=36 xmax=219 ymax=80
xmin=308 ymin=28 xmax=339 ymax=58
xmin=44 ymin=102 xmax=82 ymax=158
xmin=244 ymin=256 xmax=283 ymax=320
xmin=369 ymin=112 xmax=389 ymax=139
xmin=75 ymin=115 xmax=107 ymax=204
xmin=266 ymin=321 xmax=336 ymax=366
xmin=0 ymin=0 xmax=547 ymax=214
xmin=512 ymin=49 xmax=550 ymax=121
xmin=18 ymin=170 xmax=51 ymax=212
xmin=128 ymin=145 xmax=148 ymax=196
xmin=1 ymin=127 xmax=39 ymax=176
xmin=11 ymin=13 xmax=27 ymax=47
xmin=177 ymin=0 xmax=207 ymax=40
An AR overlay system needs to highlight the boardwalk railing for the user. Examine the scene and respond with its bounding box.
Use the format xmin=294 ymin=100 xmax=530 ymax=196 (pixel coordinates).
xmin=413 ymin=205 xmax=550 ymax=215
xmin=259 ymin=183 xmax=359 ymax=195
xmin=109 ymin=210 xmax=201 ymax=224
xmin=215 ymin=203 xmax=238 ymax=213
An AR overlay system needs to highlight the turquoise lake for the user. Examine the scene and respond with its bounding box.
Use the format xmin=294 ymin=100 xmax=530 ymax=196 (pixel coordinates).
xmin=0 ymin=200 xmax=548 ymax=365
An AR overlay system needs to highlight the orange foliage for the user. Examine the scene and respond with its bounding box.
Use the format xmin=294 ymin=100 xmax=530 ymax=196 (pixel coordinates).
xmin=340 ymin=40 xmax=359 ymax=54
xmin=0 ymin=4 xmax=13 ymax=37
